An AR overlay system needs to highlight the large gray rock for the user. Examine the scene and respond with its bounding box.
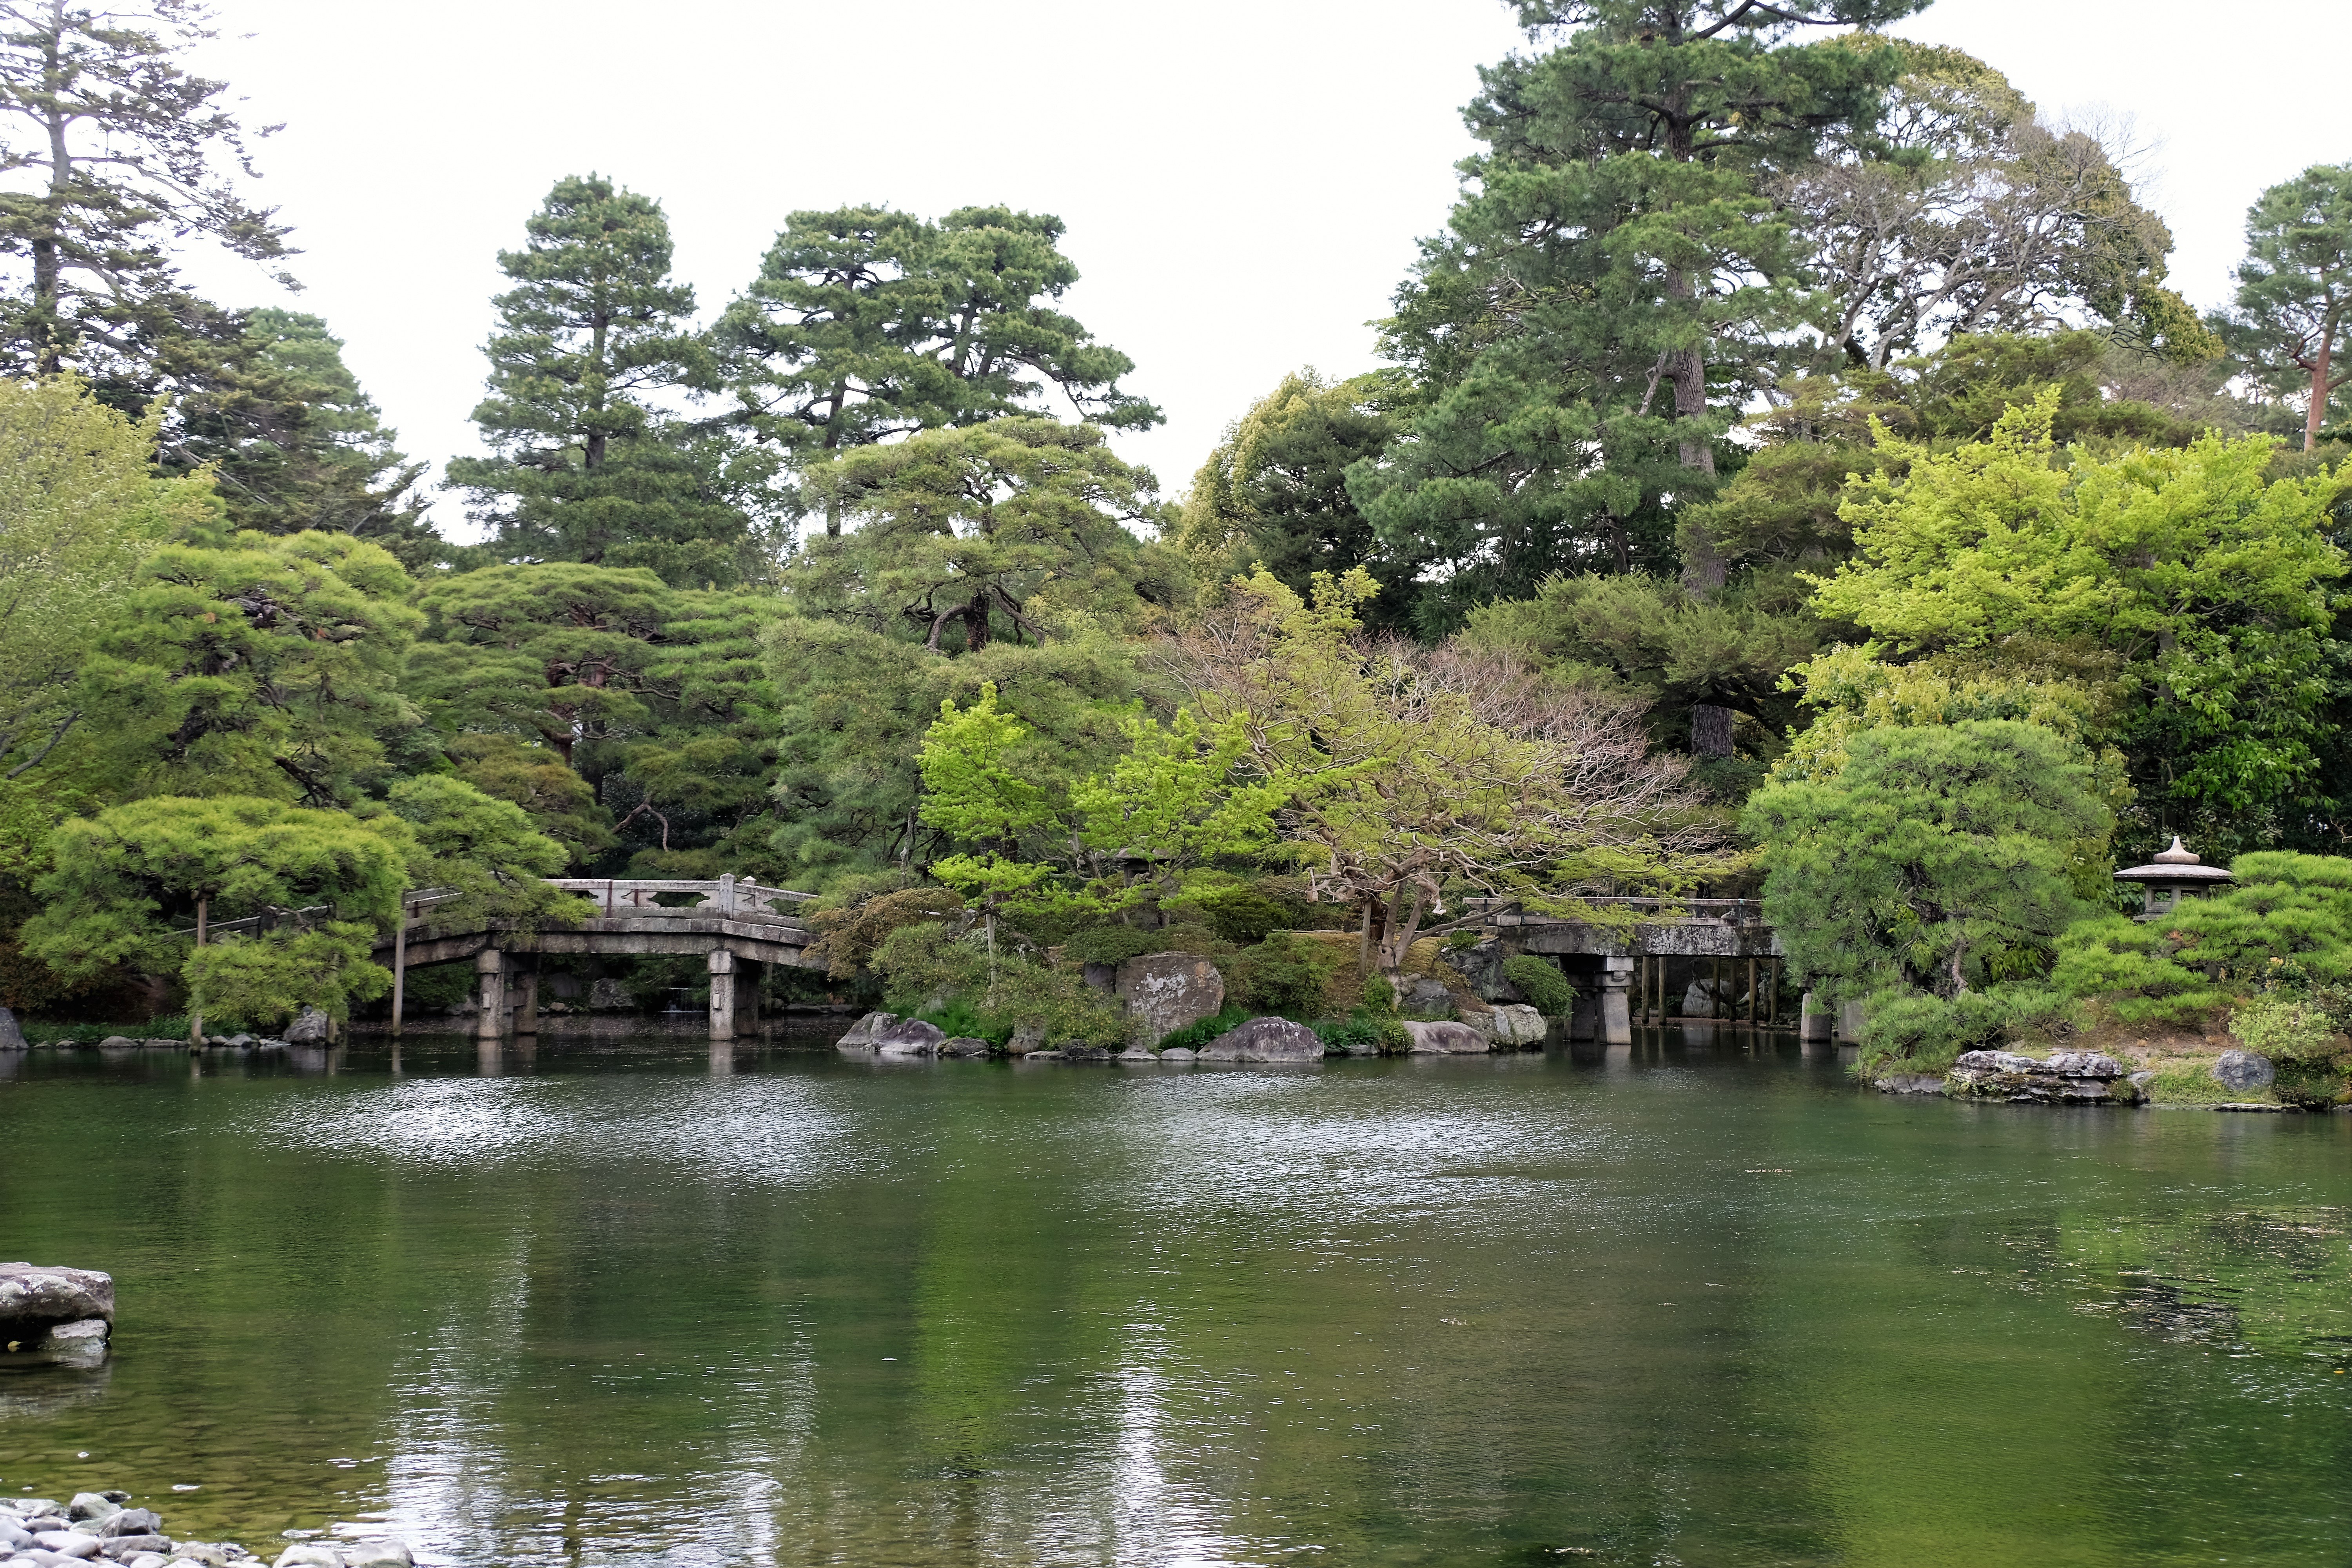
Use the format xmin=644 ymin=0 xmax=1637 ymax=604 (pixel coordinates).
xmin=938 ymin=1036 xmax=991 ymax=1058
xmin=273 ymin=1548 xmax=346 ymax=1568
xmin=1485 ymin=1004 xmax=1548 ymax=1047
xmin=0 ymin=1263 xmax=114 ymax=1344
xmin=0 ymin=1007 xmax=19 ymax=1051
xmin=94 ymin=1510 xmax=160 ymax=1539
xmin=873 ymin=1017 xmax=946 ymax=1058
xmin=67 ymin=1494 xmax=120 ymax=1522
xmin=1445 ymin=939 xmax=1511 ymax=1002
xmin=36 ymin=1531 xmax=101 ymax=1559
xmin=1948 ymin=1049 xmax=2143 ymax=1105
xmin=1114 ymin=953 xmax=1225 ymax=1046
xmin=281 ymin=1007 xmax=331 ymax=1045
xmin=1402 ymin=1020 xmax=1489 ymax=1054
xmin=1196 ymin=1016 xmax=1323 ymax=1062
xmin=834 ymin=1011 xmax=896 ymax=1053
xmin=1398 ymin=974 xmax=1453 ymax=1014
xmin=2214 ymin=1049 xmax=2274 ymax=1091
xmin=1007 ymin=1019 xmax=1047 ymax=1054
xmin=339 ymin=1541 xmax=414 ymax=1568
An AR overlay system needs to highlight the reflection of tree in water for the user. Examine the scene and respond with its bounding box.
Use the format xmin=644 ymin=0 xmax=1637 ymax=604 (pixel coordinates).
xmin=2000 ymin=1207 xmax=2352 ymax=1362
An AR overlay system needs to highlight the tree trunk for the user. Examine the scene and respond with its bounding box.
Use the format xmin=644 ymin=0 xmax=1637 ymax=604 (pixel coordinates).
xmin=962 ymin=588 xmax=991 ymax=654
xmin=2308 ymin=328 xmax=2334 ymax=452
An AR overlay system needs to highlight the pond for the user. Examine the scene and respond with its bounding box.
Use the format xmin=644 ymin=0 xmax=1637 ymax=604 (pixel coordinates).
xmin=2 ymin=1025 xmax=2348 ymax=1567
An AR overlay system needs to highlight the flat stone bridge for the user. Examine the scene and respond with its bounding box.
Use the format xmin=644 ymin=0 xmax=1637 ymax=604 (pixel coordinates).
xmin=379 ymin=877 xmax=822 ymax=1041
xmin=1469 ymin=897 xmax=1810 ymax=1043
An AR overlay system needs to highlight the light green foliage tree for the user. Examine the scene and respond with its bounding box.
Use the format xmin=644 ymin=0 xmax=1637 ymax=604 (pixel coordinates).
xmin=1807 ymin=393 xmax=2345 ymax=850
xmin=0 ymin=0 xmax=294 ymax=387
xmin=917 ymin=682 xmax=1057 ymax=919
xmin=1172 ymin=369 xmax=1407 ymax=626
xmin=1068 ymin=706 xmax=1284 ymax=916
xmin=0 ymin=374 xmax=211 ymax=784
xmin=1354 ymin=0 xmax=1924 ymax=679
xmin=1171 ymin=569 xmax=1724 ymax=975
xmin=2216 ymin=164 xmax=2352 ymax=451
xmin=448 ymin=174 xmax=765 ymax=587
xmin=21 ymin=794 xmax=405 ymax=1029
xmin=171 ymin=309 xmax=438 ymax=568
xmin=1744 ymin=719 xmax=2111 ymax=1062
xmin=718 ymin=203 xmax=1158 ymax=533
xmin=440 ymin=734 xmax=612 ymax=867
xmin=80 ymin=531 xmax=423 ymax=806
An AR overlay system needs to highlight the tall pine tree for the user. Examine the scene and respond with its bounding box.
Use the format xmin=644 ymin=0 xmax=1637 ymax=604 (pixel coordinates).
xmin=449 ymin=174 xmax=765 ymax=587
xmin=717 ymin=204 xmax=1159 ymax=534
xmin=1355 ymin=0 xmax=1925 ymax=754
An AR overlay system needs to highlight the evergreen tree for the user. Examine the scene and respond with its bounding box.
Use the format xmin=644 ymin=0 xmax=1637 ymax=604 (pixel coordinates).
xmin=2217 ymin=164 xmax=2352 ymax=452
xmin=449 ymin=174 xmax=764 ymax=587
xmin=169 ymin=309 xmax=438 ymax=568
xmin=717 ymin=204 xmax=1159 ymax=534
xmin=0 ymin=0 xmax=293 ymax=387
xmin=1355 ymin=0 xmax=1924 ymax=754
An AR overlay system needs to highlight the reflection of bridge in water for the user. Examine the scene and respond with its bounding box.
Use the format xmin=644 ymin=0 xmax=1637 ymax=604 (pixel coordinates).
xmin=377 ymin=877 xmax=822 ymax=1042
xmin=1468 ymin=897 xmax=1808 ymax=1043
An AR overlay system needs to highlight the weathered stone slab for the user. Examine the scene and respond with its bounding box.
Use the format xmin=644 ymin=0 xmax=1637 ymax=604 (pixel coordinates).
xmin=0 ymin=1263 xmax=113 ymax=1345
xmin=1948 ymin=1049 xmax=2144 ymax=1105
xmin=873 ymin=1018 xmax=946 ymax=1058
xmin=1196 ymin=1017 xmax=1323 ymax=1062
xmin=1401 ymin=1020 xmax=1489 ymax=1054
xmin=1485 ymin=1004 xmax=1548 ymax=1047
xmin=835 ymin=1011 xmax=895 ymax=1053
xmin=0 ymin=1007 xmax=19 ymax=1051
xmin=938 ymin=1036 xmax=991 ymax=1058
xmin=1114 ymin=953 xmax=1225 ymax=1046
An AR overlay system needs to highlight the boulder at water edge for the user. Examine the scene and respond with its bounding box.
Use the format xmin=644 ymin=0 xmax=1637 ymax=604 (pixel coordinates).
xmin=283 ymin=1007 xmax=332 ymax=1045
xmin=1947 ymin=1049 xmax=2142 ymax=1104
xmin=2213 ymin=1049 xmax=2274 ymax=1091
xmin=873 ymin=1017 xmax=947 ymax=1057
xmin=1485 ymin=1004 xmax=1548 ymax=1047
xmin=0 ymin=1005 xmax=24 ymax=1049
xmin=0 ymin=1263 xmax=113 ymax=1355
xmin=1114 ymin=953 xmax=1225 ymax=1046
xmin=939 ymin=1036 xmax=991 ymax=1058
xmin=1402 ymin=1020 xmax=1490 ymax=1054
xmin=835 ymin=1011 xmax=896 ymax=1052
xmin=1196 ymin=1017 xmax=1324 ymax=1062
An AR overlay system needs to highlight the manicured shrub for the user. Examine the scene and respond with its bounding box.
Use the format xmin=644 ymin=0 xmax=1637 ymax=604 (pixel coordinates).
xmin=1502 ymin=953 xmax=1576 ymax=1016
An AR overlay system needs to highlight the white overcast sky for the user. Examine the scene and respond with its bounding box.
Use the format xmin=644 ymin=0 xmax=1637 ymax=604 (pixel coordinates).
xmin=171 ymin=0 xmax=2352 ymax=539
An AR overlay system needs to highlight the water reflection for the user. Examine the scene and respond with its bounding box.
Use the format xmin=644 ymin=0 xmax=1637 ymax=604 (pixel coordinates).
xmin=0 ymin=1033 xmax=2346 ymax=1566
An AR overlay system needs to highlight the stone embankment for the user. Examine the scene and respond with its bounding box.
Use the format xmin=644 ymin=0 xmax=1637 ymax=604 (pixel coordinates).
xmin=833 ymin=1004 xmax=1556 ymax=1062
xmin=0 ymin=1489 xmax=412 ymax=1568
xmin=1872 ymin=1044 xmax=2350 ymax=1110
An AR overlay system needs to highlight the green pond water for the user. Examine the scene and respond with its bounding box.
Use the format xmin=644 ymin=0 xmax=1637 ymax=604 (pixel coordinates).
xmin=1 ymin=1025 xmax=2348 ymax=1567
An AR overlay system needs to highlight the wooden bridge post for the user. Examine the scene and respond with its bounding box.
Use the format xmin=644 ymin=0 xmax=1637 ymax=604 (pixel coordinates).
xmin=475 ymin=949 xmax=506 ymax=1043
xmin=390 ymin=898 xmax=407 ymax=1037
xmin=708 ymin=948 xmax=737 ymax=1042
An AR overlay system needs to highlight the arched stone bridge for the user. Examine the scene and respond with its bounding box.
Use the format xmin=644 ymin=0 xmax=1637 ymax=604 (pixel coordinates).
xmin=378 ymin=877 xmax=822 ymax=1041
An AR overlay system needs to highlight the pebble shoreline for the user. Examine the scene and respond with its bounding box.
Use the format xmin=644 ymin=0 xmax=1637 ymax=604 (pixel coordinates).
xmin=0 ymin=1491 xmax=411 ymax=1568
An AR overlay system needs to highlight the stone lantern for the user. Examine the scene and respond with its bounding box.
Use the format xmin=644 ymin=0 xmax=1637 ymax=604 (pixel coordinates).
xmin=2113 ymin=835 xmax=2233 ymax=920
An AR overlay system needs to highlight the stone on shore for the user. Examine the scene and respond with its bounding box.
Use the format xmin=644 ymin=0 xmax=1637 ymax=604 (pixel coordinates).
xmin=1196 ymin=1017 xmax=1323 ymax=1062
xmin=0 ymin=1263 xmax=114 ymax=1350
xmin=1873 ymin=1073 xmax=1947 ymax=1095
xmin=1113 ymin=953 xmax=1225 ymax=1047
xmin=0 ymin=1005 xmax=22 ymax=1050
xmin=872 ymin=1017 xmax=946 ymax=1057
xmin=339 ymin=1541 xmax=416 ymax=1568
xmin=67 ymin=1493 xmax=123 ymax=1521
xmin=2213 ymin=1049 xmax=2274 ymax=1091
xmin=99 ymin=1034 xmax=136 ymax=1049
xmin=1157 ymin=1046 xmax=1196 ymax=1061
xmin=1402 ymin=1020 xmax=1489 ymax=1054
xmin=274 ymin=1548 xmax=347 ymax=1568
xmin=1948 ymin=1049 xmax=2143 ymax=1104
xmin=282 ymin=1008 xmax=331 ymax=1045
xmin=938 ymin=1036 xmax=991 ymax=1058
xmin=1484 ymin=1004 xmax=1548 ymax=1047
xmin=834 ymin=1011 xmax=896 ymax=1052
xmin=94 ymin=1509 xmax=162 ymax=1539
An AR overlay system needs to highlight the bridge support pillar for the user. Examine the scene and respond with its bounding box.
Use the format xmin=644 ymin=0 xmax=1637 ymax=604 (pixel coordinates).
xmin=475 ymin=949 xmax=506 ymax=1042
xmin=708 ymin=948 xmax=737 ymax=1042
xmin=1800 ymin=990 xmax=1833 ymax=1042
xmin=514 ymin=969 xmax=539 ymax=1035
xmin=1600 ymin=956 xmax=1633 ymax=1045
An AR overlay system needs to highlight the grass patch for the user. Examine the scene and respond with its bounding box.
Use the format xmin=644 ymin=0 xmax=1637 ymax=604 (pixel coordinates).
xmin=1155 ymin=1007 xmax=1252 ymax=1052
xmin=2141 ymin=1058 xmax=2269 ymax=1106
xmin=914 ymin=998 xmax=1013 ymax=1048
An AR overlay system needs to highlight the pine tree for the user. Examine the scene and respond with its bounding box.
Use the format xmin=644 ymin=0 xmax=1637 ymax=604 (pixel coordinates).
xmin=0 ymin=0 xmax=294 ymax=383
xmin=1356 ymin=0 xmax=1924 ymax=752
xmin=718 ymin=204 xmax=1159 ymax=534
xmin=448 ymin=174 xmax=764 ymax=587
xmin=2218 ymin=165 xmax=2352 ymax=452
